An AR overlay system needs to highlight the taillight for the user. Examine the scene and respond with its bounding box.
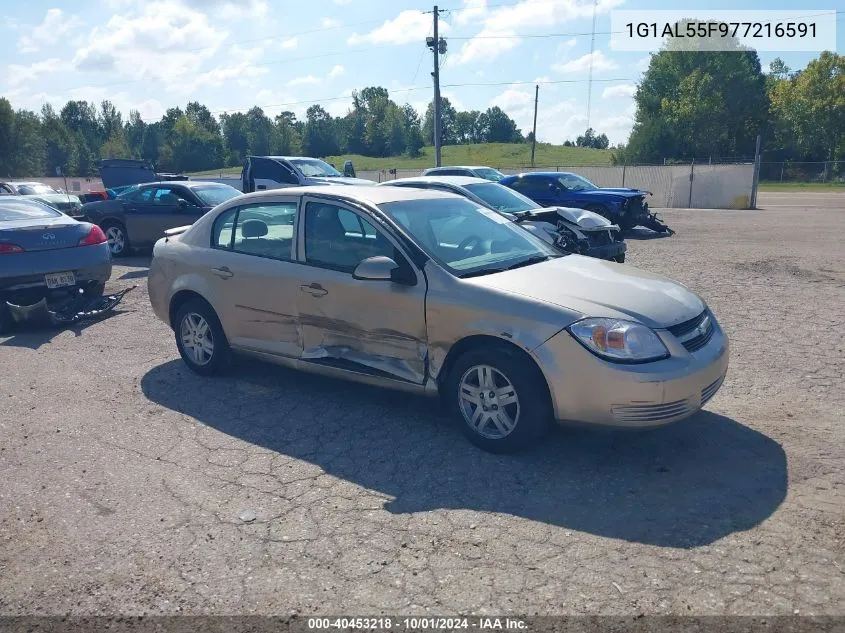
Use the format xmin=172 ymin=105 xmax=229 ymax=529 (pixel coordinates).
xmin=0 ymin=243 xmax=24 ymax=254
xmin=78 ymin=225 xmax=107 ymax=246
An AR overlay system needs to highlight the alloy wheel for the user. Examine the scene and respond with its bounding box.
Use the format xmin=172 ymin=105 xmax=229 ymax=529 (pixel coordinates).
xmin=180 ymin=312 xmax=215 ymax=366
xmin=458 ymin=364 xmax=520 ymax=440
xmin=105 ymin=226 xmax=126 ymax=255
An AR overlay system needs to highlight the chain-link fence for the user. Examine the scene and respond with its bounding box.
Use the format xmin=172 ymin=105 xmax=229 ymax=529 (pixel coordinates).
xmin=759 ymin=161 xmax=845 ymax=184
xmin=365 ymin=162 xmax=756 ymax=209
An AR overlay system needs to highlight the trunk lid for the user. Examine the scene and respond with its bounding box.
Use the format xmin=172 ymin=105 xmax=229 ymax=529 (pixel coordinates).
xmin=0 ymin=216 xmax=91 ymax=252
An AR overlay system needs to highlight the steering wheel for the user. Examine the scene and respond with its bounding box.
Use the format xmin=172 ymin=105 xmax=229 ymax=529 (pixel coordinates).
xmin=458 ymin=235 xmax=483 ymax=251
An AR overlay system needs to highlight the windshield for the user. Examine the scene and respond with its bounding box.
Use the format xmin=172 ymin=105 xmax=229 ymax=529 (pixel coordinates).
xmin=464 ymin=182 xmax=539 ymax=214
xmin=474 ymin=168 xmax=505 ymax=182
xmin=557 ymin=173 xmax=598 ymax=191
xmin=378 ymin=197 xmax=557 ymax=277
xmin=290 ymin=158 xmax=342 ymax=178
xmin=115 ymin=184 xmax=141 ymax=199
xmin=17 ymin=184 xmax=59 ymax=195
xmin=192 ymin=184 xmax=241 ymax=206
xmin=0 ymin=199 xmax=61 ymax=221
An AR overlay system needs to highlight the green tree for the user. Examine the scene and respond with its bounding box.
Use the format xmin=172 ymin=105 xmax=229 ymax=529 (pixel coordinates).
xmin=401 ymin=104 xmax=424 ymax=157
xmin=423 ymin=97 xmax=458 ymax=146
xmin=41 ymin=104 xmax=78 ymax=176
xmin=624 ymin=23 xmax=767 ymax=163
xmin=483 ymin=106 xmax=521 ymax=143
xmin=7 ymin=109 xmax=46 ymax=176
xmin=125 ymin=110 xmax=146 ymax=158
xmin=769 ymin=51 xmax=844 ymax=163
xmin=273 ymin=111 xmax=301 ymax=155
xmin=302 ymin=105 xmax=339 ymax=156
xmin=220 ymin=112 xmax=250 ymax=164
xmin=0 ymin=98 xmax=15 ymax=176
xmin=246 ymin=106 xmax=273 ymax=156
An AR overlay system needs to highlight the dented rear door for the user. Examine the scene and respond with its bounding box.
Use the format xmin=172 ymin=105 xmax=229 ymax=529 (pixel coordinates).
xmin=295 ymin=197 xmax=428 ymax=384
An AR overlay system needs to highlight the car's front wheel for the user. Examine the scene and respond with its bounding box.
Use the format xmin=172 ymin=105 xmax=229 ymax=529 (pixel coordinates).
xmin=102 ymin=221 xmax=129 ymax=257
xmin=445 ymin=345 xmax=552 ymax=453
xmin=174 ymin=299 xmax=230 ymax=376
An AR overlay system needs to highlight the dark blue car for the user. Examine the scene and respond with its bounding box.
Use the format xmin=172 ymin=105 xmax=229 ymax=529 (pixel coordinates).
xmin=500 ymin=172 xmax=672 ymax=233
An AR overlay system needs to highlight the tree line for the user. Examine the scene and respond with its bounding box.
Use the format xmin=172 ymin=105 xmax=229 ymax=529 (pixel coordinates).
xmin=618 ymin=30 xmax=843 ymax=167
xmin=0 ymin=86 xmax=527 ymax=177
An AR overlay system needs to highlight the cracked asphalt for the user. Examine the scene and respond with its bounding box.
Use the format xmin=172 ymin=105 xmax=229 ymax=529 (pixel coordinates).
xmin=0 ymin=191 xmax=843 ymax=616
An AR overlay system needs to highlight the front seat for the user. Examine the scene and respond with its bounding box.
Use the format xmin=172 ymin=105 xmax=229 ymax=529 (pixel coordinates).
xmin=306 ymin=207 xmax=357 ymax=269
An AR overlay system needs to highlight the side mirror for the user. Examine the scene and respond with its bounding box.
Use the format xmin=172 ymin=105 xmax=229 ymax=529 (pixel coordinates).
xmin=177 ymin=199 xmax=189 ymax=209
xmin=352 ymin=256 xmax=415 ymax=285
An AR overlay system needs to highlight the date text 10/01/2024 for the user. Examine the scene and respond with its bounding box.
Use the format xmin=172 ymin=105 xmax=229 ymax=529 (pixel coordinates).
xmin=626 ymin=22 xmax=817 ymax=39
xmin=307 ymin=617 xmax=527 ymax=630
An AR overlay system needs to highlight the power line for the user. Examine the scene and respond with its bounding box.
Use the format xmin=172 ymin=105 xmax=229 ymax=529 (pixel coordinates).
xmin=210 ymin=76 xmax=637 ymax=114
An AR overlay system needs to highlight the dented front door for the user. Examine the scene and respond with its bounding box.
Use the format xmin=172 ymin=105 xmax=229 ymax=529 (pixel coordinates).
xmin=296 ymin=198 xmax=428 ymax=384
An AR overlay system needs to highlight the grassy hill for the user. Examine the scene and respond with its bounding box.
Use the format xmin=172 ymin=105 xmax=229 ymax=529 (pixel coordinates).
xmin=188 ymin=142 xmax=614 ymax=176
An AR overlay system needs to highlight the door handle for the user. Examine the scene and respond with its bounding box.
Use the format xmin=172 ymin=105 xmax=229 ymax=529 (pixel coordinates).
xmin=300 ymin=283 xmax=327 ymax=297
xmin=211 ymin=266 xmax=234 ymax=279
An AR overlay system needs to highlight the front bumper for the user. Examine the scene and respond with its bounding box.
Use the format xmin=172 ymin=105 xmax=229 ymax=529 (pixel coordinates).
xmin=533 ymin=320 xmax=729 ymax=427
xmin=583 ymin=239 xmax=626 ymax=261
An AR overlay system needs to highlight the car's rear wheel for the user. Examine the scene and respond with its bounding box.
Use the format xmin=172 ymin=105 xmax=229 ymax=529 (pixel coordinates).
xmin=174 ymin=299 xmax=229 ymax=376
xmin=445 ymin=344 xmax=552 ymax=453
xmin=102 ymin=221 xmax=129 ymax=257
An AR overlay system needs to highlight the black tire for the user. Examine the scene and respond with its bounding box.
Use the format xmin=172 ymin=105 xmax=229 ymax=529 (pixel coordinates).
xmin=445 ymin=344 xmax=552 ymax=454
xmin=615 ymin=254 xmax=626 ymax=263
xmin=101 ymin=221 xmax=130 ymax=257
xmin=174 ymin=298 xmax=230 ymax=376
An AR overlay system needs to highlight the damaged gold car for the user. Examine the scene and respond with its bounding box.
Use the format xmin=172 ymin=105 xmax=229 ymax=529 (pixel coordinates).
xmin=148 ymin=186 xmax=728 ymax=453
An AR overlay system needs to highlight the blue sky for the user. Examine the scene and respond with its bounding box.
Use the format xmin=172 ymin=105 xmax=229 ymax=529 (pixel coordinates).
xmin=2 ymin=0 xmax=841 ymax=146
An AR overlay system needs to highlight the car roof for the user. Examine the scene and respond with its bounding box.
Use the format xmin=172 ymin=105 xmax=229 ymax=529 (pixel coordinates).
xmin=0 ymin=195 xmax=62 ymax=211
xmin=386 ymin=176 xmax=490 ymax=187
xmin=425 ymin=165 xmax=494 ymax=171
xmin=236 ymin=184 xmax=462 ymax=206
xmin=255 ymin=156 xmax=327 ymax=162
xmin=136 ymin=180 xmax=224 ymax=189
xmin=514 ymin=172 xmax=576 ymax=178
xmin=5 ymin=181 xmax=47 ymax=186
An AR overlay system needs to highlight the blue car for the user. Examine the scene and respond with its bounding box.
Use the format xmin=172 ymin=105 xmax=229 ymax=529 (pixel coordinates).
xmin=500 ymin=171 xmax=673 ymax=233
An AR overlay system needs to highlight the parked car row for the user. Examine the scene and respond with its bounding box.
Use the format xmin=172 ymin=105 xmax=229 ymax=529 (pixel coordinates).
xmin=2 ymin=161 xmax=714 ymax=454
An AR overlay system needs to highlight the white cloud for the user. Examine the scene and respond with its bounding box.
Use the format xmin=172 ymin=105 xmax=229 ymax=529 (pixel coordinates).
xmin=333 ymin=0 xmax=352 ymax=4
xmin=552 ymin=50 xmax=617 ymax=73
xmin=321 ymin=18 xmax=341 ymax=28
xmin=490 ymin=85 xmax=586 ymax=144
xmin=454 ymin=0 xmax=625 ymax=65
xmin=18 ymin=9 xmax=84 ymax=54
xmin=179 ymin=0 xmax=268 ymax=20
xmin=601 ymin=83 xmax=636 ymax=99
xmin=635 ymin=55 xmax=651 ymax=72
xmin=328 ymin=65 xmax=345 ymax=79
xmin=185 ymin=44 xmax=268 ymax=92
xmin=12 ymin=85 xmax=165 ymax=122
xmin=7 ymin=58 xmax=65 ymax=88
xmin=287 ymin=75 xmax=321 ymax=86
xmin=594 ymin=102 xmax=636 ymax=145
xmin=279 ymin=37 xmax=298 ymax=49
xmin=72 ymin=2 xmax=228 ymax=92
xmin=454 ymin=0 xmax=487 ymax=26
xmin=348 ymin=10 xmax=448 ymax=46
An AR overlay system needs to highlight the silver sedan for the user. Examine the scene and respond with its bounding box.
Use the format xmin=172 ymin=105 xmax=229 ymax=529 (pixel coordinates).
xmin=148 ymin=186 xmax=728 ymax=453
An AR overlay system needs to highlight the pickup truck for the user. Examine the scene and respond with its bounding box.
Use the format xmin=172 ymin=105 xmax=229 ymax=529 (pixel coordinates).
xmin=214 ymin=156 xmax=372 ymax=192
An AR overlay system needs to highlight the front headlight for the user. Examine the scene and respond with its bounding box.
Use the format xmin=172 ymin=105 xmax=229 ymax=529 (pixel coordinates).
xmin=568 ymin=317 xmax=669 ymax=363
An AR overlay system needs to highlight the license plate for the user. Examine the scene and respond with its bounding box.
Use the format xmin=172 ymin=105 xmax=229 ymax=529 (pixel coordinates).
xmin=45 ymin=271 xmax=76 ymax=289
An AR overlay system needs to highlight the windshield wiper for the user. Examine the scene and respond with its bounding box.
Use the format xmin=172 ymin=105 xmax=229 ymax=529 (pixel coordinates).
xmin=512 ymin=210 xmax=534 ymax=223
xmin=460 ymin=254 xmax=554 ymax=278
xmin=505 ymin=254 xmax=554 ymax=270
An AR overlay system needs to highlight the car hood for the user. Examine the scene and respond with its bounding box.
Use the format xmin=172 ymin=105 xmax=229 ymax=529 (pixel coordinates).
xmin=538 ymin=206 xmax=613 ymax=228
xmin=474 ymin=255 xmax=705 ymax=329
xmin=578 ymin=188 xmax=645 ymax=200
xmin=304 ymin=176 xmax=375 ymax=186
xmin=25 ymin=193 xmax=81 ymax=205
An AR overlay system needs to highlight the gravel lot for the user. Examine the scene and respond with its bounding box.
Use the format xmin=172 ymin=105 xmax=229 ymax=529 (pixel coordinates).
xmin=1 ymin=191 xmax=843 ymax=616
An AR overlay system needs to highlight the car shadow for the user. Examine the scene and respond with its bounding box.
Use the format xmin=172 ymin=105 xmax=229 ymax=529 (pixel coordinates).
xmin=141 ymin=358 xmax=787 ymax=548
xmin=623 ymin=227 xmax=674 ymax=240
xmin=119 ymin=269 xmax=149 ymax=280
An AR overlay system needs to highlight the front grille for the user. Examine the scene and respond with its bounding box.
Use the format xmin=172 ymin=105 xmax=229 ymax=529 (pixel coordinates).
xmin=585 ymin=230 xmax=614 ymax=246
xmin=667 ymin=310 xmax=714 ymax=353
xmin=612 ymin=397 xmax=698 ymax=423
xmin=701 ymin=374 xmax=726 ymax=406
xmin=625 ymin=196 xmax=646 ymax=219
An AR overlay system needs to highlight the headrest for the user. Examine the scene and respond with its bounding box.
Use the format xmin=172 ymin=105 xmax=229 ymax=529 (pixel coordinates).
xmin=241 ymin=218 xmax=268 ymax=238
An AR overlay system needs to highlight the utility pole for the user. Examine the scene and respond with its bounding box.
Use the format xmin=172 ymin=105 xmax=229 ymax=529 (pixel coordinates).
xmin=530 ymin=85 xmax=539 ymax=167
xmin=750 ymin=133 xmax=762 ymax=209
xmin=427 ymin=6 xmax=446 ymax=167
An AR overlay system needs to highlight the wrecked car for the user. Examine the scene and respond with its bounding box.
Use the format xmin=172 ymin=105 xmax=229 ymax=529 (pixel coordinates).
xmin=380 ymin=176 xmax=626 ymax=262
xmin=148 ymin=185 xmax=728 ymax=454
xmin=0 ymin=197 xmax=114 ymax=332
xmin=500 ymin=171 xmax=673 ymax=234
